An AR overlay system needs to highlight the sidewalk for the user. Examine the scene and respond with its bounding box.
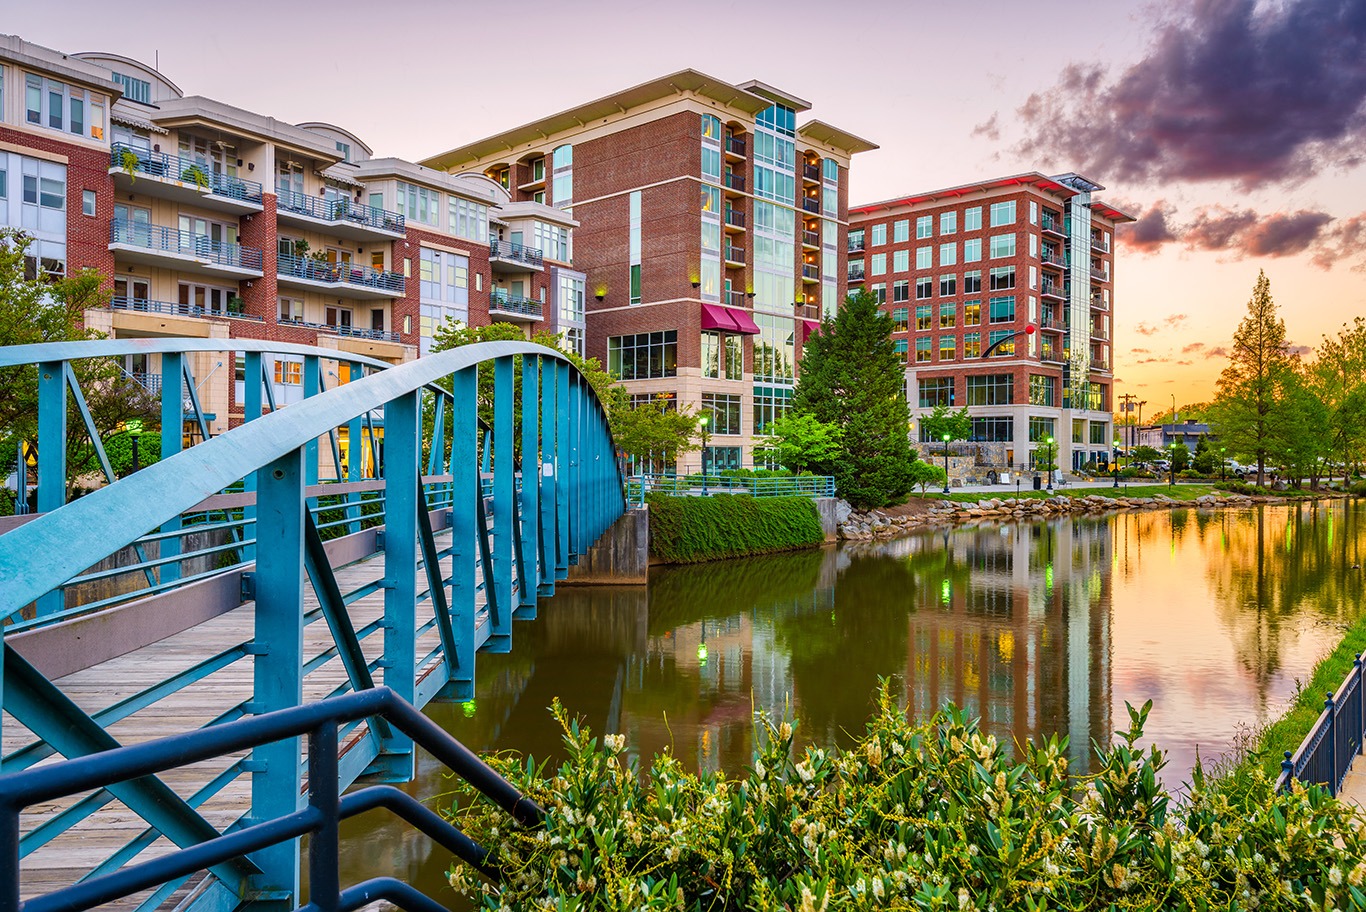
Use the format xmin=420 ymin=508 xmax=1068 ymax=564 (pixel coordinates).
xmin=1341 ymin=763 xmax=1366 ymax=811
xmin=949 ymin=477 xmax=1199 ymax=495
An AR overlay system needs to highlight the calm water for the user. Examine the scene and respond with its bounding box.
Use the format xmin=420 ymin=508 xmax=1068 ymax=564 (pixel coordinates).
xmin=337 ymin=499 xmax=1366 ymax=893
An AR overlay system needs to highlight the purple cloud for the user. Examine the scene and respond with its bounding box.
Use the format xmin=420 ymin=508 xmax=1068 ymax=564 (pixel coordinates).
xmin=1205 ymin=346 xmax=1229 ymax=359
xmin=1117 ymin=202 xmax=1365 ymax=267
xmin=1013 ymin=0 xmax=1366 ymax=189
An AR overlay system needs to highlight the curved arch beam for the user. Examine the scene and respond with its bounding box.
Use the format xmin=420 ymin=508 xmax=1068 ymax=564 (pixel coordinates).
xmin=0 ymin=338 xmax=396 ymax=371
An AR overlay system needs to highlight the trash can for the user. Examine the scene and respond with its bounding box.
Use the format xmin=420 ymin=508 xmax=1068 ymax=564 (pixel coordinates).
xmin=1032 ymin=474 xmax=1042 ymax=491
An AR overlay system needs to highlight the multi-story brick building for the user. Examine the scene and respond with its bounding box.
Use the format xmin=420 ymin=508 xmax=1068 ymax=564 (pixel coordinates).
xmin=1 ymin=35 xmax=581 ymax=473
xmin=849 ymin=173 xmax=1133 ymax=474
xmin=422 ymin=71 xmax=876 ymax=471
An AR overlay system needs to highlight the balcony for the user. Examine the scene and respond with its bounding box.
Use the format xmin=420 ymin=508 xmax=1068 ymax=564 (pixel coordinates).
xmin=489 ymin=290 xmax=543 ymax=322
xmin=1090 ymin=235 xmax=1109 ymax=253
xmin=111 ymin=295 xmax=263 ymax=322
xmin=1040 ymin=250 xmax=1067 ymax=269
xmin=801 ymin=196 xmax=820 ymax=214
xmin=1040 ymin=283 xmax=1066 ymax=301
xmin=847 ymin=236 xmax=866 ymax=254
xmin=1090 ymin=267 xmax=1109 ymax=282
xmin=802 ymin=163 xmax=821 ymax=183
xmin=724 ymin=208 xmax=746 ymax=230
xmin=847 ymin=265 xmax=865 ymax=283
xmin=108 ymin=143 xmax=264 ymax=215
xmin=1040 ymin=348 xmax=1066 ymax=364
xmin=275 ymin=189 xmax=405 ymax=241
xmin=1038 ymin=315 xmax=1067 ymax=332
xmin=276 ymin=317 xmax=401 ymax=342
xmin=109 ymin=220 xmax=264 ymax=278
xmin=726 ymin=289 xmax=747 ymax=308
xmin=489 ymin=239 xmax=545 ymax=273
xmin=724 ymin=135 xmax=746 ymax=159
xmin=802 ymin=229 xmax=820 ymax=249
xmin=801 ymin=263 xmax=820 ymax=282
xmin=724 ymin=244 xmax=745 ymax=266
xmin=1091 ymin=358 xmax=1111 ymax=371
xmin=1090 ymin=293 xmax=1107 ymax=311
xmin=724 ymin=172 xmax=746 ymax=194
xmin=1040 ymin=213 xmax=1065 ymax=237
xmin=276 ymin=253 xmax=404 ymax=299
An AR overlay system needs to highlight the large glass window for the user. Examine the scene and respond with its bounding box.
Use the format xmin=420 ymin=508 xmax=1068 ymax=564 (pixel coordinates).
xmin=870 ymin=223 xmax=887 ymax=246
xmin=870 ymin=253 xmax=886 ymax=276
xmin=940 ymin=211 xmax=957 ymax=235
xmin=964 ymin=332 xmax=982 ymax=358
xmin=1028 ymin=416 xmax=1056 ymax=442
xmin=396 ymin=181 xmax=439 ymax=226
xmin=989 ymin=233 xmax=1016 ymax=258
xmin=990 ymin=201 xmax=1016 ymax=226
xmin=963 ymin=270 xmax=982 ymax=293
xmin=892 ymin=219 xmax=909 ymax=243
xmin=533 ymin=221 xmax=569 ymax=261
xmin=966 ymin=374 xmax=1014 ymax=405
xmin=939 ymin=274 xmax=956 ymax=296
xmin=915 ymin=337 xmax=931 ymax=362
xmin=964 ymin=207 xmax=982 ymax=231
xmin=916 ymin=277 xmax=933 ymax=299
xmin=939 ymin=335 xmax=956 ymax=361
xmin=701 ymin=392 xmax=742 ymax=435
xmin=629 ymin=191 xmax=642 ymax=305
xmin=988 ymin=295 xmax=1016 ymax=323
xmin=989 ymin=266 xmax=1016 ymax=290
xmin=987 ymin=329 xmax=1016 ymax=355
xmin=607 ymin=330 xmax=677 ymax=380
xmin=551 ymin=144 xmax=573 ymax=209
xmin=702 ymin=331 xmax=721 ymax=379
xmin=964 ymin=238 xmax=982 ymax=262
xmin=1029 ymin=374 xmax=1055 ymax=406
xmin=892 ymin=307 xmax=909 ymax=332
xmin=893 ymin=249 xmax=909 ymax=272
xmin=754 ymin=313 xmax=795 ymax=384
xmin=894 ymin=339 xmax=908 ymax=363
xmin=892 ymin=280 xmax=909 ymax=303
xmin=915 ymin=304 xmax=932 ymax=331
xmin=963 ymin=300 xmax=981 ymax=326
xmin=916 ymin=215 xmax=932 ymax=239
xmin=970 ymin=416 xmax=1013 ymax=442
xmin=558 ymin=273 xmax=585 ymax=324
xmin=939 ymin=243 xmax=956 ymax=266
xmin=939 ymin=302 xmax=956 ymax=328
xmin=753 ymin=385 xmax=792 ymax=434
xmin=111 ymin=71 xmax=151 ymax=104
xmin=918 ymin=377 xmax=954 ymax=407
xmin=448 ymin=197 xmax=489 ymax=242
xmin=916 ymin=246 xmax=932 ymax=269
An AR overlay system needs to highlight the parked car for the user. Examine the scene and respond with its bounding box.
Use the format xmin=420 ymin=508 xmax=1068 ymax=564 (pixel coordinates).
xmin=1153 ymin=460 xmax=1172 ymax=473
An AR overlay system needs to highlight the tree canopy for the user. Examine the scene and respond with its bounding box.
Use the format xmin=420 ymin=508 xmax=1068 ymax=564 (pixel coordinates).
xmin=752 ymin=412 xmax=842 ymax=474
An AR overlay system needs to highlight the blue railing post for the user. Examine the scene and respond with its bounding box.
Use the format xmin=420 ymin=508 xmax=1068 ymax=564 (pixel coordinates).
xmin=1358 ymin=654 xmax=1365 ymax=758
xmin=519 ymin=356 xmax=541 ymax=611
xmin=490 ymin=357 xmax=514 ymax=649
xmin=379 ymin=389 xmax=419 ymax=780
xmin=555 ymin=360 xmax=570 ymax=579
xmin=448 ymin=368 xmax=478 ymax=700
xmin=159 ymin=353 xmax=185 ymax=585
xmin=568 ymin=373 xmax=582 ymax=556
xmin=345 ymin=364 xmax=364 ymax=534
xmin=303 ymin=357 xmax=321 ymax=488
xmin=249 ymin=446 xmax=307 ymax=900
xmin=538 ymin=358 xmax=557 ymax=597
xmin=241 ymin=351 xmax=264 ymax=562
xmin=35 ymin=361 xmax=66 ymax=617
xmin=307 ymin=723 xmax=341 ymax=912
xmin=0 ymin=795 xmax=16 ymax=912
xmin=1325 ymin=691 xmax=1337 ymax=795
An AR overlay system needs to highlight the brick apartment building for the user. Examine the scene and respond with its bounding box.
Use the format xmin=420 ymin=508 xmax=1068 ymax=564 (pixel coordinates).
xmin=422 ymin=71 xmax=876 ymax=471
xmin=1 ymin=35 xmax=584 ymax=470
xmin=848 ymin=173 xmax=1134 ymax=473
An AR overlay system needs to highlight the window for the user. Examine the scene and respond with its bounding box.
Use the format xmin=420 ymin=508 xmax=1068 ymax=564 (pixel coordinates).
xmin=701 ymin=113 xmax=721 ymax=139
xmin=336 ymin=141 xmax=351 ymax=161
xmin=916 ymin=246 xmax=932 ymax=269
xmin=963 ymin=238 xmax=982 ymax=262
xmin=448 ymin=197 xmax=489 ymax=242
xmin=848 ymin=228 xmax=865 ymax=251
xmin=870 ymin=223 xmax=886 ymax=246
xmin=110 ymin=71 xmax=152 ymax=104
xmin=822 ymin=157 xmax=839 ymax=181
xmin=970 ymin=416 xmax=1013 ymax=442
xmin=939 ymin=302 xmax=956 ymax=328
xmin=533 ymin=221 xmax=570 ymax=261
xmin=1029 ymin=265 xmax=1038 ymax=289
xmin=629 ymin=191 xmax=642 ymax=305
xmin=964 ymin=207 xmax=982 ymax=231
xmin=558 ymin=274 xmax=585 ymax=324
xmin=988 ymin=296 xmax=1016 ymax=324
xmin=702 ymin=331 xmax=721 ymax=378
xmin=325 ymin=305 xmax=353 ymax=328
xmin=1029 ymin=200 xmax=1038 ymax=225
xmin=963 ymin=270 xmax=982 ymax=293
xmin=725 ymin=335 xmax=742 ymax=380
xmin=894 ymin=339 xmax=908 ymax=363
xmin=989 ymin=233 xmax=1016 ymax=258
xmin=81 ymin=189 xmax=95 ymax=216
xmin=940 ymin=211 xmax=957 ymax=235
xmin=964 ymin=332 xmax=982 ymax=358
xmin=939 ymin=335 xmax=956 ymax=361
xmin=892 ymin=249 xmax=909 ymax=273
xmin=702 ymin=146 xmax=721 ymax=182
xmin=919 ymin=377 xmax=954 ymax=407
xmin=892 ymin=280 xmax=909 ymax=303
xmin=963 ymin=300 xmax=981 ymax=326
xmin=1028 ymin=416 xmax=1056 ymax=442
xmin=916 ymin=304 xmax=932 ymax=331
xmin=916 ymin=277 xmax=933 ymax=299
xmin=870 ymin=253 xmax=886 ymax=276
xmin=1072 ymin=418 xmax=1087 ymax=443
xmin=24 ymin=74 xmax=97 ymax=137
xmin=1029 ymin=374 xmax=1055 ymax=406
xmin=892 ymin=219 xmax=909 ymax=243
xmin=278 ymin=297 xmax=303 ymax=322
xmin=939 ymin=243 xmax=956 ymax=266
xmin=1029 ymin=233 xmax=1038 ymax=257
xmin=989 ymin=201 xmax=1016 ymax=226
xmin=753 ymin=385 xmax=793 ymax=434
xmin=989 ymin=266 xmax=1016 ymax=290
xmin=915 ymin=337 xmax=932 ymax=363
xmin=870 ymin=283 xmax=886 ymax=304
xmin=701 ymin=392 xmax=742 ymax=435
xmin=916 ymin=216 xmax=932 ymax=239
xmin=607 ymin=330 xmax=677 ymax=380
xmin=939 ymin=274 xmax=956 ymax=297
xmin=396 ymin=181 xmax=438 ymax=226
xmin=966 ymin=374 xmax=1014 ymax=405
xmin=988 ymin=329 xmax=1015 ymax=355
xmin=892 ymin=307 xmax=909 ymax=332
xmin=21 ymin=237 xmax=65 ymax=282
xmin=1091 ymin=421 xmax=1108 ymax=445
xmin=274 ymin=360 xmax=303 ymax=386
xmin=847 ymin=258 xmax=864 ymax=280
xmin=551 ymin=144 xmax=572 ymax=209
xmin=419 ymin=248 xmax=469 ymax=309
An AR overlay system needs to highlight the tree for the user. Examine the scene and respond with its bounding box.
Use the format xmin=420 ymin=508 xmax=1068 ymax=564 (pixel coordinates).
xmin=1209 ymin=272 xmax=1293 ymax=485
xmin=907 ymin=460 xmax=947 ymax=495
xmin=1191 ymin=436 xmax=1217 ymax=475
xmin=752 ymin=413 xmax=843 ymax=474
xmin=793 ymin=290 xmax=915 ymax=508
xmin=1270 ymin=364 xmax=1332 ymax=489
xmin=1169 ymin=441 xmax=1190 ymax=473
xmin=918 ymin=404 xmax=971 ymax=447
xmin=0 ymin=228 xmax=156 ymax=508
xmin=611 ymin=393 xmax=698 ymax=474
xmin=1309 ymin=317 xmax=1366 ymax=478
xmin=1131 ymin=445 xmax=1162 ymax=466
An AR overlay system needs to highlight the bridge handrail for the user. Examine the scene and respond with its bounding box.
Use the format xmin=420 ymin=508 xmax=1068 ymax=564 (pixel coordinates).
xmin=0 ymin=686 xmax=542 ymax=912
xmin=0 ymin=340 xmax=621 ymax=614
xmin=0 ymin=337 xmax=396 ymax=370
xmin=1278 ymin=652 xmax=1365 ymax=796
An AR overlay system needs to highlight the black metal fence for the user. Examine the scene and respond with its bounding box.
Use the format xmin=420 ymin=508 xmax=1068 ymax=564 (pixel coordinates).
xmin=1279 ymin=653 xmax=1365 ymax=796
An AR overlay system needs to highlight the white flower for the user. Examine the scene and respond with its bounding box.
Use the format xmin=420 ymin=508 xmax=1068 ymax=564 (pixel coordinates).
xmin=603 ymin=733 xmax=625 ymax=752
xmin=1330 ymin=867 xmax=1344 ymax=887
xmin=795 ymin=760 xmax=815 ymax=783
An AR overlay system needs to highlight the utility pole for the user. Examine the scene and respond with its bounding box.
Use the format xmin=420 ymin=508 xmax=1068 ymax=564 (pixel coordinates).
xmin=1135 ymin=400 xmax=1147 ymax=450
xmin=1118 ymin=393 xmax=1137 ymax=450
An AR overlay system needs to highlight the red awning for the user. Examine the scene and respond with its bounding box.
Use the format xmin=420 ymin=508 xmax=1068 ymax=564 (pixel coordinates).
xmin=728 ymin=307 xmax=761 ymax=336
xmin=800 ymin=319 xmax=820 ymax=342
xmin=700 ymin=302 xmax=738 ymax=332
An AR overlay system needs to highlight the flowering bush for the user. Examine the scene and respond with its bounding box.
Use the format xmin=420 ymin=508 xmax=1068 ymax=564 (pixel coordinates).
xmin=447 ymin=686 xmax=1366 ymax=910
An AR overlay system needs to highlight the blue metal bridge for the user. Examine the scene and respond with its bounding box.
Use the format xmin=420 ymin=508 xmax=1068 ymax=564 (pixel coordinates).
xmin=0 ymin=339 xmax=626 ymax=912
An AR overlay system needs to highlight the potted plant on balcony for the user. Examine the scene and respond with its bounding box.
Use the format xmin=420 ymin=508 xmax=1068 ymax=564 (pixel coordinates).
xmin=226 ymin=294 xmax=245 ymax=316
xmin=180 ymin=164 xmax=210 ymax=191
xmin=120 ymin=147 xmax=140 ymax=183
xmin=290 ymin=239 xmax=311 ymax=275
xmin=308 ymin=249 xmax=337 ymax=281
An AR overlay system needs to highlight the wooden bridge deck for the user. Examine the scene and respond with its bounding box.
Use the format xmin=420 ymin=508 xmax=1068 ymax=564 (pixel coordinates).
xmin=2 ymin=525 xmax=479 ymax=908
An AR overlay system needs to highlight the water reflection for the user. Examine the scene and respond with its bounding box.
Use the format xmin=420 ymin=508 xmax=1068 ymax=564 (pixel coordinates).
xmin=338 ymin=500 xmax=1366 ymax=896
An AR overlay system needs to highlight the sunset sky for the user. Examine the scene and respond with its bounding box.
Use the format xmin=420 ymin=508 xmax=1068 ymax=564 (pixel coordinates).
xmin=13 ymin=0 xmax=1365 ymax=410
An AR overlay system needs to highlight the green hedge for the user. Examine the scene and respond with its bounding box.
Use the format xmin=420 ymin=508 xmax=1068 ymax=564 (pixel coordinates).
xmin=646 ymin=493 xmax=824 ymax=563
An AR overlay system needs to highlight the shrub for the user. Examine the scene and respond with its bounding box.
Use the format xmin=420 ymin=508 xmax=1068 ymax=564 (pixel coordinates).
xmin=102 ymin=431 xmax=162 ymax=478
xmin=1215 ymin=480 xmax=1259 ymax=496
xmin=645 ymin=493 xmax=824 ymax=563
xmin=1351 ymin=480 xmax=1366 ymax=497
xmin=447 ymin=687 xmax=1366 ymax=912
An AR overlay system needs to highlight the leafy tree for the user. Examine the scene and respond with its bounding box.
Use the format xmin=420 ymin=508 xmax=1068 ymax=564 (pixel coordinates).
xmin=1208 ymin=271 xmax=1293 ymax=484
xmin=612 ymin=393 xmax=698 ymax=473
xmin=102 ymin=431 xmax=163 ymax=478
xmin=1309 ymin=317 xmax=1366 ymax=477
xmin=907 ymin=460 xmax=947 ymax=495
xmin=752 ymin=412 xmax=843 ymax=474
xmin=1169 ymin=441 xmax=1190 ymax=473
xmin=1191 ymin=436 xmax=1217 ymax=475
xmin=0 ymin=228 xmax=156 ymax=509
xmin=1270 ymin=364 xmax=1332 ymax=489
xmin=918 ymin=404 xmax=971 ymax=446
xmin=1131 ymin=445 xmax=1162 ymax=465
xmin=793 ymin=290 xmax=915 ymax=508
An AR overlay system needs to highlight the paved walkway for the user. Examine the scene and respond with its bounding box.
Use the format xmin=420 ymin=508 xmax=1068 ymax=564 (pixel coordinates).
xmin=1341 ymin=762 xmax=1366 ymax=811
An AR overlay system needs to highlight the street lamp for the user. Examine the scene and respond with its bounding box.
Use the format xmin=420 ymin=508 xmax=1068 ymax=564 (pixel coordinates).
xmin=1045 ymin=435 xmax=1055 ymax=491
xmin=1113 ymin=437 xmax=1121 ymax=488
xmin=1220 ymin=446 xmax=1227 ymax=482
xmin=125 ymin=418 xmax=145 ymax=474
xmin=941 ymin=433 xmax=952 ymax=495
xmin=698 ymin=413 xmax=711 ymax=495
xmin=1166 ymin=443 xmax=1176 ymax=488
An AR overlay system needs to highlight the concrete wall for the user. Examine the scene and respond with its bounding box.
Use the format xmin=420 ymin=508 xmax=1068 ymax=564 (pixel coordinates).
xmin=813 ymin=497 xmax=848 ymax=542
xmin=562 ymin=507 xmax=649 ymax=585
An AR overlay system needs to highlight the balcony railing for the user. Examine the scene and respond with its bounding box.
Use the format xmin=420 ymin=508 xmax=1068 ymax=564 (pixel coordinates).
xmin=802 ymin=263 xmax=820 ymax=280
xmin=489 ymin=239 xmax=545 ymax=267
xmin=275 ymin=316 xmax=402 ymax=342
xmin=1091 ymin=267 xmax=1109 ymax=281
xmin=1038 ymin=316 xmax=1067 ymax=332
xmin=110 ymin=219 xmax=264 ymax=271
xmin=726 ymin=289 xmax=746 ymax=308
xmin=801 ymin=197 xmax=820 ymax=214
xmin=1040 ymin=348 xmax=1065 ymax=363
xmin=1040 ymin=283 xmax=1066 ymax=299
xmin=277 ymin=253 xmax=404 ymax=293
xmin=1091 ymin=295 xmax=1107 ymax=310
xmin=1091 ymin=236 xmax=1109 ymax=253
xmin=724 ymin=173 xmax=746 ymax=193
xmin=724 ymin=135 xmax=746 ymax=157
xmin=848 ymin=237 xmax=866 ymax=253
xmin=724 ymin=244 xmax=745 ymax=263
xmin=275 ymin=189 xmax=404 ymax=234
xmin=111 ymin=295 xmax=264 ymax=322
xmin=1040 ymin=214 xmax=1065 ymax=235
xmin=803 ymin=229 xmax=820 ymax=247
xmin=724 ymin=208 xmax=746 ymax=228
xmin=489 ymin=291 xmax=544 ymax=319
xmin=109 ymin=143 xmax=264 ymax=204
xmin=128 ymin=371 xmax=162 ymax=394
xmin=1040 ymin=250 xmax=1067 ymax=268
xmin=802 ymin=163 xmax=821 ymax=182
xmin=847 ymin=266 xmax=865 ymax=282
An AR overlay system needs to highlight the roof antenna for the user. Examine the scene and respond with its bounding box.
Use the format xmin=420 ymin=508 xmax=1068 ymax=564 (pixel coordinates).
xmin=155 ymin=49 xmax=159 ymax=73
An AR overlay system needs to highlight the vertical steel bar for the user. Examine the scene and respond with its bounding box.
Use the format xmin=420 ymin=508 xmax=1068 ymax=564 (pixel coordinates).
xmin=449 ymin=368 xmax=477 ymax=698
xmin=242 ymin=351 xmax=263 ymax=562
xmin=0 ymin=801 xmax=18 ymax=912
xmin=307 ymin=723 xmax=340 ymax=912
xmin=1326 ymin=692 xmax=1337 ymax=795
xmin=537 ymin=357 xmax=556 ymax=597
xmin=381 ymin=389 xmax=420 ymax=780
xmin=569 ymin=373 xmax=582 ymax=555
xmin=491 ymin=357 xmax=515 ymax=646
xmin=35 ymin=361 xmax=67 ymax=616
xmin=555 ymin=361 xmax=570 ymax=579
xmin=345 ymin=363 xmax=364 ymax=534
xmin=519 ymin=356 xmax=540 ymax=611
xmin=303 ymin=356 xmax=321 ymax=488
xmin=249 ymin=446 xmax=306 ymax=900
xmin=159 ymin=352 xmax=184 ymax=585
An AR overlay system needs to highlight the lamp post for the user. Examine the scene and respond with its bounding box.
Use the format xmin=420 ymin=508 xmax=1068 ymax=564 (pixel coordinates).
xmin=1113 ymin=437 xmax=1121 ymax=488
xmin=1220 ymin=446 xmax=1226 ymax=482
xmin=698 ymin=413 xmax=711 ymax=495
xmin=1166 ymin=443 xmax=1175 ymax=488
xmin=1045 ymin=435 xmax=1055 ymax=491
xmin=942 ymin=433 xmax=952 ymax=495
xmin=125 ymin=418 xmax=145 ymax=474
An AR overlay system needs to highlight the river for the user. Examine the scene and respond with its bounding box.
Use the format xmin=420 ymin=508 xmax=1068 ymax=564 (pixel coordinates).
xmin=337 ymin=498 xmax=1366 ymax=894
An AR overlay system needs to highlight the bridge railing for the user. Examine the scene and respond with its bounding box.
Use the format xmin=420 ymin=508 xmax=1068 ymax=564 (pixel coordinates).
xmin=1 ymin=339 xmax=624 ymax=911
xmin=1279 ymin=653 xmax=1365 ymax=796
xmin=625 ymin=473 xmax=836 ymax=502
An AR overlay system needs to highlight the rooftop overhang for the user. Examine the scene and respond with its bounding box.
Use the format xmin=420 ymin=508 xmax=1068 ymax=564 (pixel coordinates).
xmin=297 ymin=121 xmax=373 ymax=157
xmin=797 ymin=120 xmax=879 ymax=155
xmin=419 ymin=69 xmax=778 ymax=172
xmin=151 ymin=97 xmax=344 ymax=163
xmin=1090 ymin=199 xmax=1137 ymax=223
xmin=850 ymin=171 xmax=1078 ymax=216
xmin=353 ymin=157 xmax=507 ymax=204
xmin=737 ymin=78 xmax=811 ymax=113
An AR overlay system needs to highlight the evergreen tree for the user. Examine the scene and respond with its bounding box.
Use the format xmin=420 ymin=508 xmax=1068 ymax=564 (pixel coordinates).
xmin=1209 ymin=272 xmax=1293 ymax=485
xmin=793 ymin=290 xmax=914 ymax=507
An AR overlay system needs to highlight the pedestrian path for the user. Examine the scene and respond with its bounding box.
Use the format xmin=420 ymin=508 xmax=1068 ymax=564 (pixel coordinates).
xmin=1340 ymin=763 xmax=1366 ymax=811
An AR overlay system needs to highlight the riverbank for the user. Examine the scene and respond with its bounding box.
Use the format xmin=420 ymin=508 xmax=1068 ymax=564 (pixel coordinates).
xmin=646 ymin=493 xmax=825 ymax=563
xmin=839 ymin=485 xmax=1345 ymax=540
